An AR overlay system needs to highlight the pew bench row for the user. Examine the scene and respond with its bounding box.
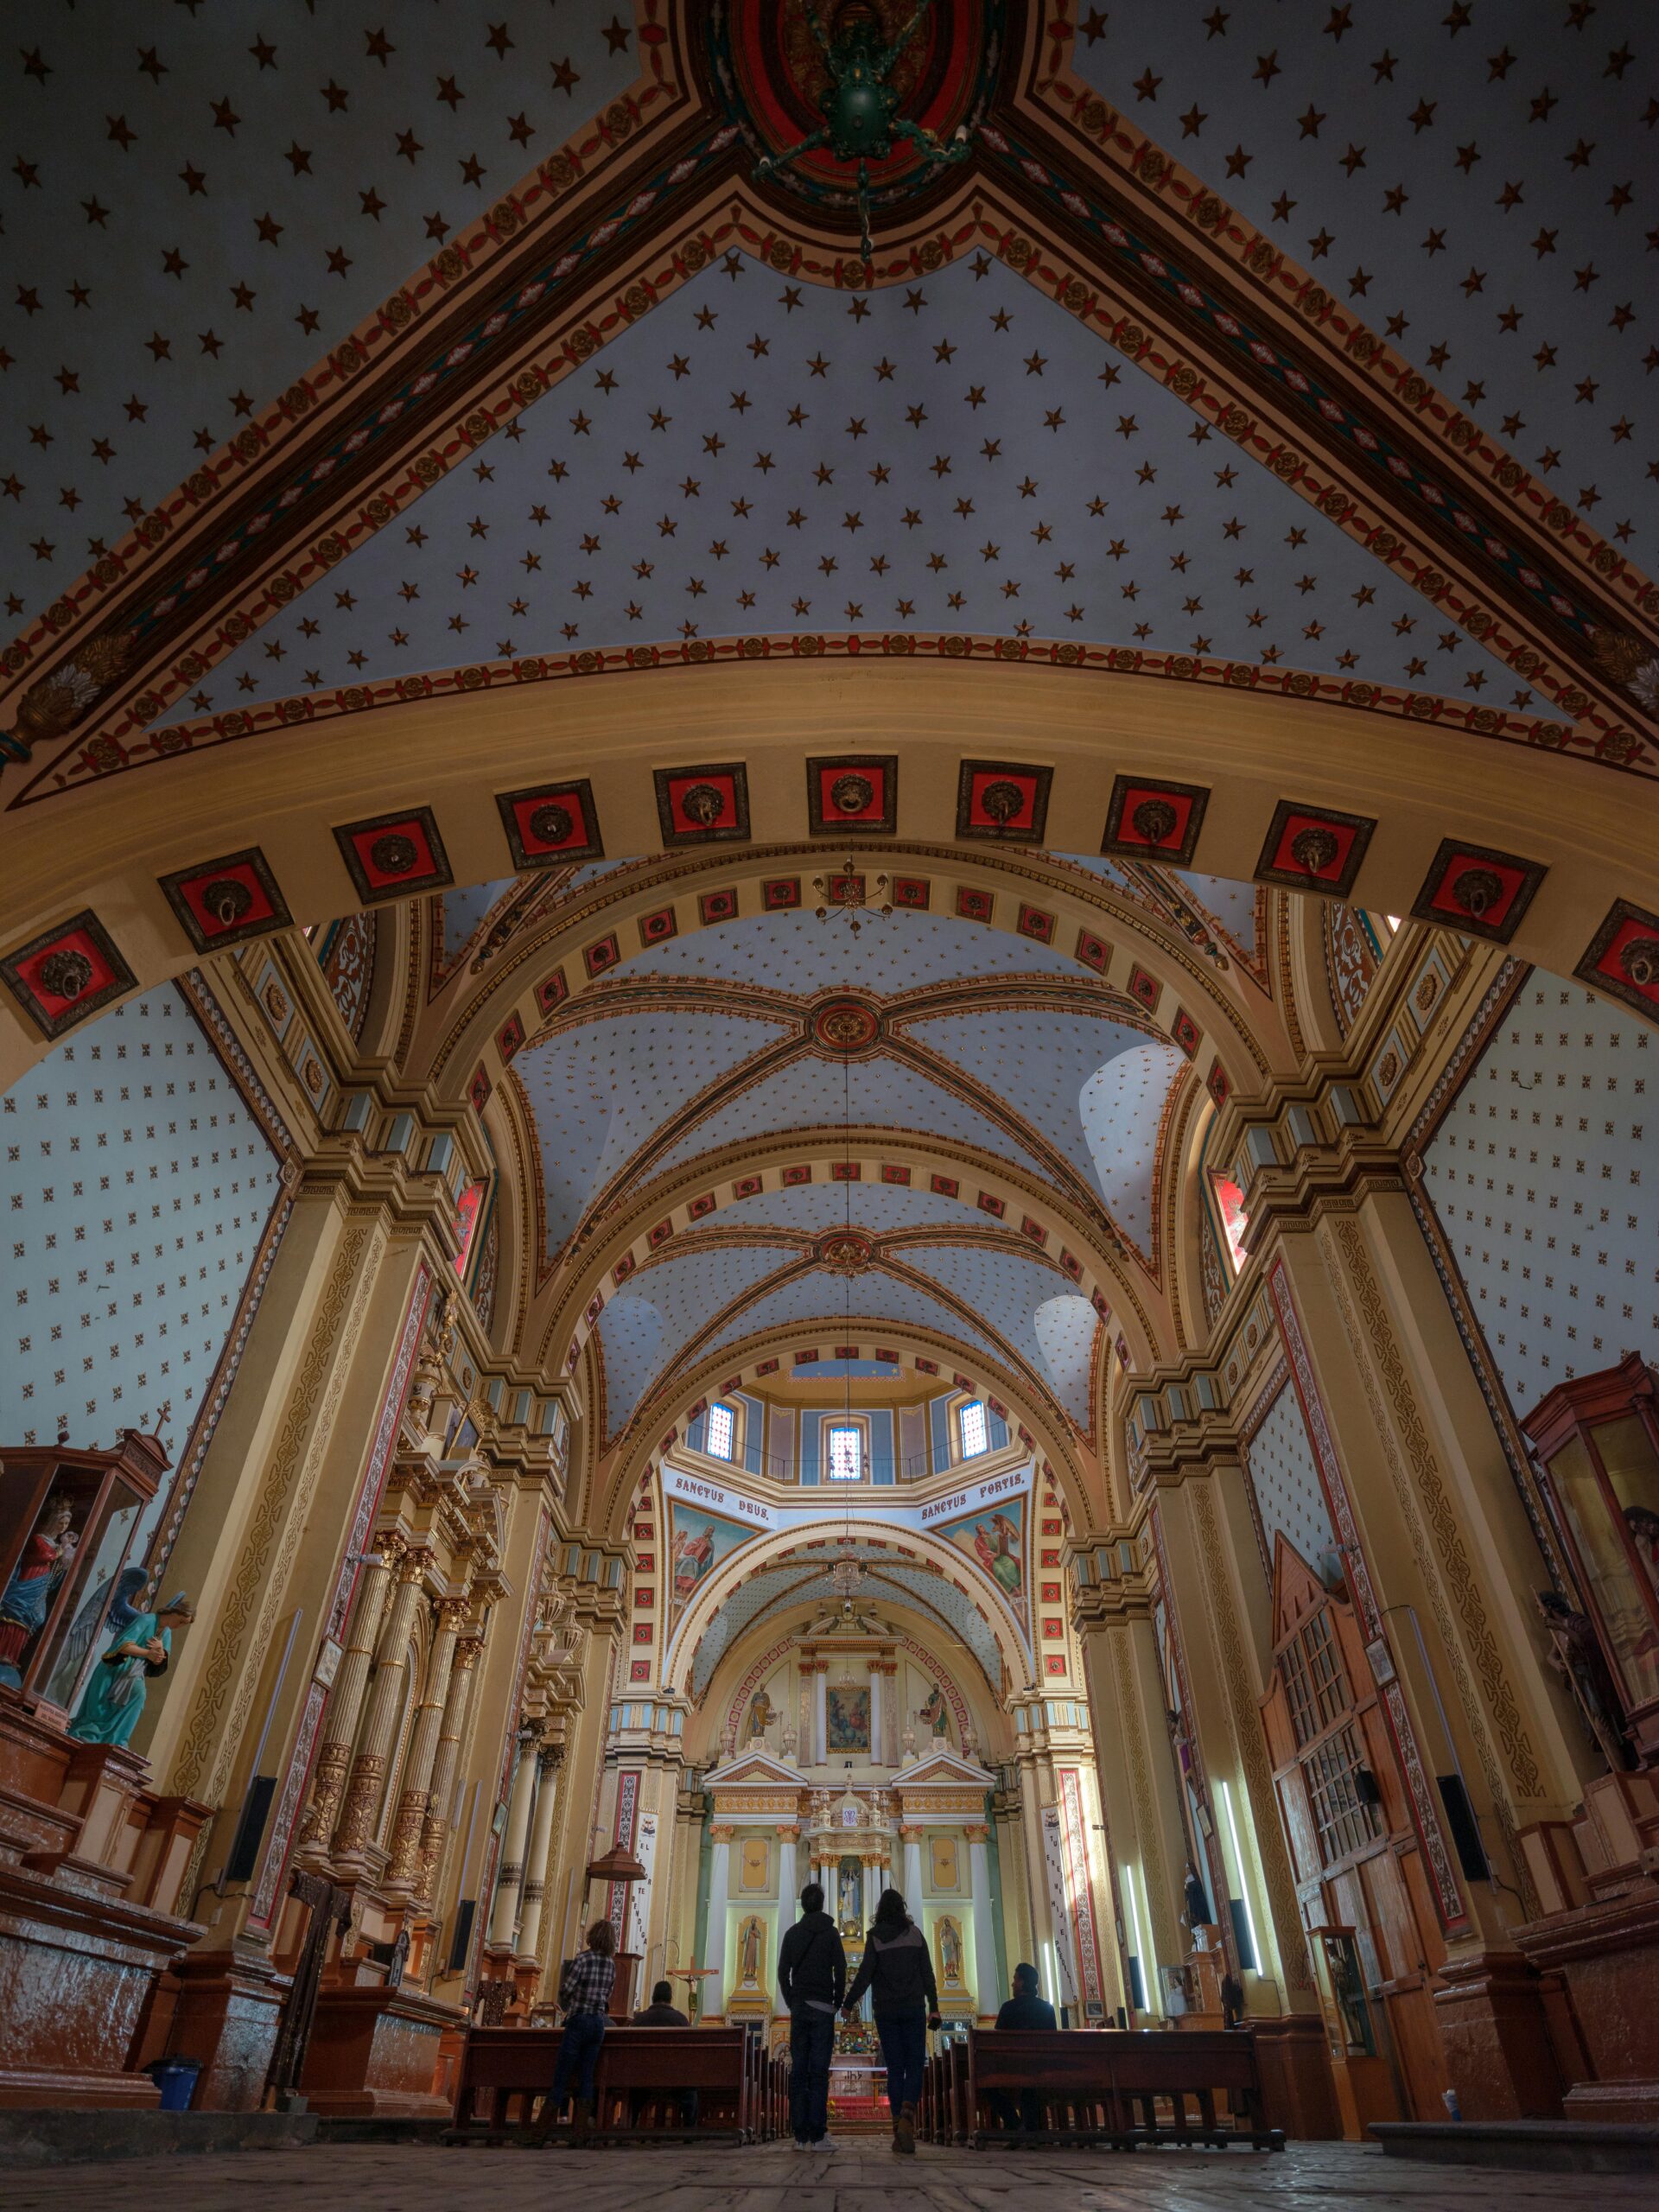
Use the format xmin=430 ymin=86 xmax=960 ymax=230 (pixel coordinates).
xmin=446 ymin=2025 xmax=787 ymax=2145
xmin=922 ymin=2028 xmax=1286 ymax=2152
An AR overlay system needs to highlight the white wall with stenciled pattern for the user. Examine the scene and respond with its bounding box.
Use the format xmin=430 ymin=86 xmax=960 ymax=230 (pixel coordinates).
xmin=0 ymin=982 xmax=287 ymax=1549
xmin=1242 ymin=1377 xmax=1338 ymax=1580
xmin=1421 ymin=975 xmax=1658 ymax=1422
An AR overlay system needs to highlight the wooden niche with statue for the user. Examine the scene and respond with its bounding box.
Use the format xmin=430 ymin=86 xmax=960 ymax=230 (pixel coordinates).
xmin=0 ymin=1427 xmax=210 ymax=2107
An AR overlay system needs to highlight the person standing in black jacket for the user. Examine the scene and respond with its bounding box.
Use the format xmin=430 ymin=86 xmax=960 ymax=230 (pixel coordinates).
xmin=842 ymin=1888 xmax=940 ymax=2157
xmin=776 ymin=1883 xmax=847 ymax=2152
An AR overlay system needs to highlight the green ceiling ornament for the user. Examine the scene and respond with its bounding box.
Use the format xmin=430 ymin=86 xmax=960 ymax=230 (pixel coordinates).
xmin=755 ymin=1 xmax=972 ymax=264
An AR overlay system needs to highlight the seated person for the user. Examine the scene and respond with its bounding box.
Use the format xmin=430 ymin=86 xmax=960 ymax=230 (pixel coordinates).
xmin=990 ymin=1962 xmax=1057 ymax=2134
xmin=628 ymin=1980 xmax=699 ymax=2130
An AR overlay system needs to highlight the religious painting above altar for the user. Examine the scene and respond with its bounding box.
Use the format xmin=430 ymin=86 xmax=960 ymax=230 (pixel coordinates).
xmin=825 ymin=1683 xmax=872 ymax=1755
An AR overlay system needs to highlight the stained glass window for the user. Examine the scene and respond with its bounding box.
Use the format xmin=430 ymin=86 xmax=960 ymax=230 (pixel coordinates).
xmin=706 ymin=1403 xmax=735 ymax=1462
xmin=959 ymin=1399 xmax=989 ymax=1459
xmin=827 ymin=1423 xmax=862 ymax=1481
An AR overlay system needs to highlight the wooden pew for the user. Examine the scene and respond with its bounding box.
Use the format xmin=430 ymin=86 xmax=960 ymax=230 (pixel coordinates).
xmin=445 ymin=2024 xmax=749 ymax=2144
xmin=962 ymin=2028 xmax=1284 ymax=2152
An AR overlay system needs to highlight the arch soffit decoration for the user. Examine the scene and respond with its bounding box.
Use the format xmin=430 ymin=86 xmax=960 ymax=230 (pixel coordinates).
xmin=661 ymin=1515 xmax=1039 ymax=1706
xmin=2 ymin=7 xmax=1655 ymax=1065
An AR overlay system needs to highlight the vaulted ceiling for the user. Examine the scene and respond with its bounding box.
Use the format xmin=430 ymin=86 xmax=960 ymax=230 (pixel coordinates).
xmin=2 ymin=0 xmax=1655 ymax=1486
xmin=484 ymin=880 xmax=1226 ymax=1444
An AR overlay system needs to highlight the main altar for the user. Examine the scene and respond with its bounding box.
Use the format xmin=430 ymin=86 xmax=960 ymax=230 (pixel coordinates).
xmin=692 ymin=1608 xmax=1004 ymax=2029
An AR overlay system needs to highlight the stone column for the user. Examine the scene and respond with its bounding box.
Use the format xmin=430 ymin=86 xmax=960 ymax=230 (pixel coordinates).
xmin=332 ymin=1546 xmax=430 ymax=1865
xmin=814 ymin=1667 xmax=828 ymax=1760
xmin=868 ymin=1658 xmax=896 ymax=1765
xmin=419 ymin=1630 xmax=484 ymax=1902
xmin=967 ymin=1825 xmax=999 ymax=2020
xmin=901 ymin=1822 xmax=924 ymax=1904
xmin=295 ymin=1533 xmax=400 ymax=1860
xmin=514 ymin=1744 xmax=565 ymax=1967
xmin=798 ymin=1666 xmax=817 ymax=1766
xmin=777 ymin=1823 xmax=798 ymax=1917
xmin=705 ymin=1825 xmax=733 ymax=2016
xmin=487 ymin=1727 xmax=540 ymax=1948
xmin=385 ymin=1594 xmax=467 ymax=1892
xmin=862 ymin=1852 xmax=882 ymax=1923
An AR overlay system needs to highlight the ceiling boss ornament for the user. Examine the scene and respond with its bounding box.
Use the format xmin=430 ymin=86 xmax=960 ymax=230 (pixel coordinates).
xmin=716 ymin=0 xmax=992 ymax=266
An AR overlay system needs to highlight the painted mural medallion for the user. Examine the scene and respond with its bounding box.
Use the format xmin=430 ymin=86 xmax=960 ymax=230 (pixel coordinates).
xmin=811 ymin=995 xmax=881 ymax=1052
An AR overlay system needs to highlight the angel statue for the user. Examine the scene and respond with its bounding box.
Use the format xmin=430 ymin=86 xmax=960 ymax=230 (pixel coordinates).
xmin=753 ymin=1 xmax=971 ymax=263
xmin=43 ymin=1563 xmax=147 ymax=1707
xmin=69 ymin=1583 xmax=195 ymax=1749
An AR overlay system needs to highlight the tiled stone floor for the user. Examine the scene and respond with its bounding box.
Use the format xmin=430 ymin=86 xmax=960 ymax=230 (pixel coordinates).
xmin=1 ymin=2139 xmax=1654 ymax=2211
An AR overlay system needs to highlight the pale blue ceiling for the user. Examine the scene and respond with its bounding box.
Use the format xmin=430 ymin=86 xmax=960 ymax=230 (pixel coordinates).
xmin=717 ymin=1178 xmax=992 ymax=1237
xmin=1077 ymin=1 xmax=1655 ymax=567
xmin=648 ymin=1049 xmax=1052 ymax=1189
xmin=597 ymin=1243 xmax=800 ymax=1427
xmin=684 ymin=1267 xmax=1015 ymax=1385
xmin=516 ymin=1004 xmax=791 ymax=1252
xmin=632 ymin=907 xmax=1080 ymax=995
xmin=152 ymin=250 xmax=1507 ymax=719
xmin=3 ymin=1 xmax=639 ymax=598
xmin=906 ymin=1003 xmax=1171 ymax=1224
xmin=899 ymin=1244 xmax=1097 ymax=1426
xmin=440 ymin=878 xmax=518 ymax=967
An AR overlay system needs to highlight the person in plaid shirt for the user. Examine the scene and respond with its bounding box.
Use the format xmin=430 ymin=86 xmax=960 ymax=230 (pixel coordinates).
xmin=548 ymin=1918 xmax=617 ymax=2144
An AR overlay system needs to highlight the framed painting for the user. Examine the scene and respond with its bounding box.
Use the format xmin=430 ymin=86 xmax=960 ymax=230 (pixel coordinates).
xmin=824 ymin=1683 xmax=871 ymax=1754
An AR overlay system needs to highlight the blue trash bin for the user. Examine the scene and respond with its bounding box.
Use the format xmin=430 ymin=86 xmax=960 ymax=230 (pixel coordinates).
xmin=146 ymin=2056 xmax=203 ymax=2112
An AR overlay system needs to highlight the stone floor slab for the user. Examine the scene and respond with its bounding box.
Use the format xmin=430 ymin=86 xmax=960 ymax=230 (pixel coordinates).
xmin=1 ymin=2139 xmax=1656 ymax=2212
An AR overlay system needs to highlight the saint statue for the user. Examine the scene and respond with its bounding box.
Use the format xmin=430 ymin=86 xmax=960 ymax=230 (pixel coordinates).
xmin=69 ymin=1591 xmax=194 ymax=1748
xmin=746 ymin=1687 xmax=776 ymax=1741
xmin=738 ymin=1914 xmax=764 ymax=1986
xmin=0 ymin=1495 xmax=79 ymax=1688
xmin=938 ymin=1916 xmax=963 ymax=1988
xmin=1535 ymin=1588 xmax=1630 ymax=1772
xmin=918 ymin=1683 xmax=950 ymax=1739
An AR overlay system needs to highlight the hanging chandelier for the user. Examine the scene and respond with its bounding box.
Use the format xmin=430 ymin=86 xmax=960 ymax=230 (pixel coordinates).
xmin=812 ymin=858 xmax=892 ymax=936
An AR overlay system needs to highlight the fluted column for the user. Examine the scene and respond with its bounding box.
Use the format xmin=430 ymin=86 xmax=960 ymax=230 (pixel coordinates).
xmin=487 ymin=1726 xmax=541 ymax=1948
xmin=514 ymin=1745 xmax=564 ymax=1966
xmin=967 ymin=1825 xmax=1000 ymax=2020
xmin=706 ymin=1824 xmax=733 ymax=2017
xmin=901 ymin=1822 xmax=924 ymax=1904
xmin=419 ymin=1630 xmax=484 ymax=1902
xmin=867 ymin=1657 xmax=897 ymax=1764
xmin=777 ymin=1822 xmax=798 ymax=1916
xmin=814 ymin=1667 xmax=829 ymax=1761
xmin=295 ymin=1532 xmax=400 ymax=1860
xmin=333 ymin=1546 xmax=429 ymax=1864
xmin=385 ymin=1594 xmax=467 ymax=1891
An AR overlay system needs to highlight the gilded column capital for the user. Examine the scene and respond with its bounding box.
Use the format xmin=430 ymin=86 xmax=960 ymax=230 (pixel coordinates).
xmin=709 ymin=1823 xmax=736 ymax=1844
xmin=964 ymin=1823 xmax=990 ymax=1843
xmin=372 ymin=1529 xmax=409 ymax=1567
xmin=454 ymin=1634 xmax=486 ymax=1670
xmin=397 ymin=1546 xmax=436 ymax=1585
xmin=436 ymin=1595 xmax=472 ymax=1632
xmin=899 ymin=1823 xmax=924 ymax=1842
xmin=775 ymin=1822 xmax=799 ymax=1840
